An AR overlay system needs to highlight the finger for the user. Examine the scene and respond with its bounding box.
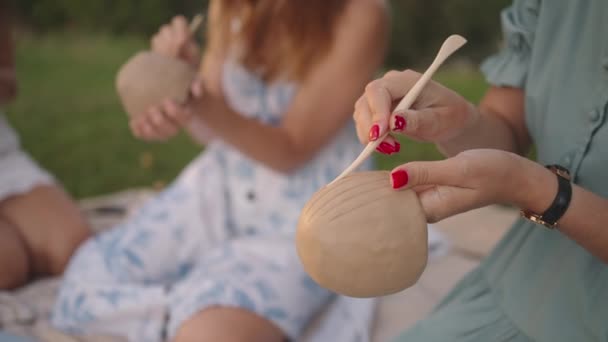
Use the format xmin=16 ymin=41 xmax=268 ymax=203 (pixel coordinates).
xmin=389 ymin=106 xmax=467 ymax=142
xmin=363 ymin=79 xmax=392 ymax=141
xmin=364 ymin=70 xmax=422 ymax=141
xmin=129 ymin=119 xmax=143 ymax=138
xmin=353 ymin=97 xmax=374 ymax=144
xmin=389 ymin=158 xmax=468 ymax=190
xmin=159 ymin=25 xmax=178 ymax=56
xmin=417 ymin=186 xmax=479 ymax=223
xmin=375 ymin=135 xmax=401 ymax=155
xmin=148 ymin=106 xmax=179 ymax=138
xmin=140 ymin=120 xmax=162 ymax=141
xmin=410 ymin=184 xmax=435 ymax=193
xmin=162 ymin=99 xmax=190 ymax=126
xmin=172 ymin=15 xmax=191 ymax=52
xmin=190 ymin=78 xmax=204 ymax=98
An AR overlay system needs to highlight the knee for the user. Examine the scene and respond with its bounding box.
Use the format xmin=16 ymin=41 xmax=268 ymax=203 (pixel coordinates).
xmin=44 ymin=222 xmax=91 ymax=276
xmin=0 ymin=248 xmax=30 ymax=290
xmin=172 ymin=307 xmax=285 ymax=342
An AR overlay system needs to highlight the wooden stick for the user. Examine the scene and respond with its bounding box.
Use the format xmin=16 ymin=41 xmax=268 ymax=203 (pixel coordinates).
xmin=189 ymin=14 xmax=204 ymax=34
xmin=329 ymin=34 xmax=467 ymax=186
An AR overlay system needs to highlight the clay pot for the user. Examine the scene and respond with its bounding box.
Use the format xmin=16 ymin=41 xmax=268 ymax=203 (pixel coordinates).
xmin=115 ymin=51 xmax=196 ymax=118
xmin=296 ymin=171 xmax=428 ymax=298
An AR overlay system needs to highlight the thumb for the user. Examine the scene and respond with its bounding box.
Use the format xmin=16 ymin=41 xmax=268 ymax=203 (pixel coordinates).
xmin=389 ymin=158 xmax=465 ymax=190
xmin=190 ymin=77 xmax=204 ymax=98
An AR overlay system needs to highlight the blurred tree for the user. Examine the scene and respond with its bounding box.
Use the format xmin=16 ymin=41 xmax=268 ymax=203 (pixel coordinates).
xmin=14 ymin=0 xmax=207 ymax=35
xmin=386 ymin=0 xmax=512 ymax=68
xmin=12 ymin=0 xmax=511 ymax=67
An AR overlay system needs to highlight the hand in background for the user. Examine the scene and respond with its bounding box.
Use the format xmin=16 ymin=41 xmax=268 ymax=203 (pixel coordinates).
xmin=130 ymin=78 xmax=208 ymax=142
xmin=130 ymin=98 xmax=192 ymax=142
xmin=151 ymin=15 xmax=201 ymax=67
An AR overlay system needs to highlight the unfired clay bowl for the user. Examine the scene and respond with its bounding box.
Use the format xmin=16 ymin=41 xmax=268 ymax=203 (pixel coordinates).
xmin=296 ymin=171 xmax=428 ymax=298
xmin=115 ymin=51 xmax=196 ymax=118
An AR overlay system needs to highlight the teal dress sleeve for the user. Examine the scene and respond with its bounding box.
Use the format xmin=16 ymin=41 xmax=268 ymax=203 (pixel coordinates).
xmin=480 ymin=0 xmax=540 ymax=88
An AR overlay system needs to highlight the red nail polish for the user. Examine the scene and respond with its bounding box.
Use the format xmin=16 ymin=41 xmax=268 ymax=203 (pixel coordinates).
xmin=394 ymin=115 xmax=406 ymax=131
xmin=391 ymin=169 xmax=409 ymax=189
xmin=369 ymin=124 xmax=380 ymax=141
xmin=393 ymin=141 xmax=401 ymax=153
xmin=378 ymin=142 xmax=395 ymax=154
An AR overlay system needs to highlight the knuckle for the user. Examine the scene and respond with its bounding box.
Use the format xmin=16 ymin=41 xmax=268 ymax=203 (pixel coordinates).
xmin=417 ymin=165 xmax=431 ymax=185
xmin=353 ymin=97 xmax=366 ymax=113
xmin=405 ymin=112 xmax=419 ymax=132
xmin=383 ymin=70 xmax=401 ymax=79
xmin=455 ymin=152 xmax=475 ymax=182
xmin=364 ymin=80 xmax=381 ymax=94
xmin=402 ymin=69 xmax=419 ymax=78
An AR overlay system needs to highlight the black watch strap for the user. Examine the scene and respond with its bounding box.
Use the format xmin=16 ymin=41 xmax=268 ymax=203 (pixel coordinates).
xmin=521 ymin=164 xmax=572 ymax=229
xmin=541 ymin=165 xmax=572 ymax=225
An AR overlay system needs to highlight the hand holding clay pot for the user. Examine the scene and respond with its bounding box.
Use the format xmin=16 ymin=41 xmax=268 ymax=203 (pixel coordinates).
xmin=151 ymin=15 xmax=201 ymax=67
xmin=116 ymin=15 xmax=204 ymax=140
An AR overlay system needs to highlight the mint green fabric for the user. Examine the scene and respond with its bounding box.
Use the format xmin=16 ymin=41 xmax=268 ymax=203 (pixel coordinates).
xmin=395 ymin=1 xmax=608 ymax=341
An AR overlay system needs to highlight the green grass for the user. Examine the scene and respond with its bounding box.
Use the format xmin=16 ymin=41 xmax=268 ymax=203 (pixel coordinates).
xmin=8 ymin=33 xmax=200 ymax=198
xmin=6 ymin=33 xmax=489 ymax=198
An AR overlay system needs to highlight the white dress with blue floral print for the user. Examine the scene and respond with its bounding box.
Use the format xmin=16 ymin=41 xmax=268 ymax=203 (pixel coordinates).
xmin=51 ymin=60 xmax=381 ymax=342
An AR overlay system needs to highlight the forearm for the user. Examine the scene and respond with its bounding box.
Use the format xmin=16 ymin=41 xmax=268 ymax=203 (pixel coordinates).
xmin=184 ymin=116 xmax=215 ymax=146
xmin=517 ymin=162 xmax=608 ymax=263
xmin=193 ymin=98 xmax=309 ymax=173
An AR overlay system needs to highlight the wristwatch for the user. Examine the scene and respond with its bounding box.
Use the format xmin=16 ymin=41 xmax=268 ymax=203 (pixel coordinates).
xmin=520 ymin=164 xmax=572 ymax=229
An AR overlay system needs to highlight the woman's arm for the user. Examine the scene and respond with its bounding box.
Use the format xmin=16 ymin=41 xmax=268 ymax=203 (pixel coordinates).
xmin=519 ymin=164 xmax=608 ymax=263
xmin=184 ymin=1 xmax=389 ymax=173
xmin=388 ymin=148 xmax=608 ymax=264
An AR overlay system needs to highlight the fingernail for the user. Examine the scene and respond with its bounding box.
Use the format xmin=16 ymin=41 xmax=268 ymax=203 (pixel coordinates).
xmin=369 ymin=124 xmax=380 ymax=141
xmin=376 ymin=141 xmax=401 ymax=155
xmin=377 ymin=142 xmax=395 ymax=154
xmin=391 ymin=169 xmax=409 ymax=189
xmin=393 ymin=114 xmax=406 ymax=132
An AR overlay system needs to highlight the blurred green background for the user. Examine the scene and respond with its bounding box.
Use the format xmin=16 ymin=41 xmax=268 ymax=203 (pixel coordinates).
xmin=6 ymin=0 xmax=510 ymax=198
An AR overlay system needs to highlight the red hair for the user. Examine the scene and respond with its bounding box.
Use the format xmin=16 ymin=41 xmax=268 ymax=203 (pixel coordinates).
xmin=207 ymin=0 xmax=348 ymax=82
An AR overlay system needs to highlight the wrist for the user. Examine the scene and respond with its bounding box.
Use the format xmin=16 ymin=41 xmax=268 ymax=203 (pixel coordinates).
xmin=514 ymin=160 xmax=559 ymax=214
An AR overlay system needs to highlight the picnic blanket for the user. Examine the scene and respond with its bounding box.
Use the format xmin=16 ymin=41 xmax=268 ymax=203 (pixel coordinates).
xmin=0 ymin=189 xmax=514 ymax=342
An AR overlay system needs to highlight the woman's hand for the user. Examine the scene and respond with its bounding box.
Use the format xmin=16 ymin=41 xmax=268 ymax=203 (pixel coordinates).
xmin=0 ymin=67 xmax=17 ymax=105
xmin=130 ymin=99 xmax=192 ymax=142
xmin=353 ymin=70 xmax=478 ymax=153
xmin=151 ymin=15 xmax=200 ymax=67
xmin=389 ymin=149 xmax=545 ymax=223
xmin=130 ymin=78 xmax=211 ymax=142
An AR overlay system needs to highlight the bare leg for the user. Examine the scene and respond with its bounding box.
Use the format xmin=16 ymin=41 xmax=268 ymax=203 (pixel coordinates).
xmin=0 ymin=185 xmax=90 ymax=277
xmin=172 ymin=307 xmax=286 ymax=342
xmin=0 ymin=218 xmax=30 ymax=289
